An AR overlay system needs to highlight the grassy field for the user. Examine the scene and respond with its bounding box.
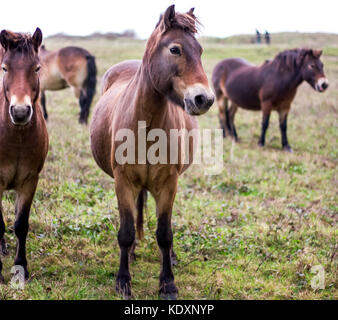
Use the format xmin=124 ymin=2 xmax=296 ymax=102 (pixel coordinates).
xmin=0 ymin=33 xmax=337 ymax=300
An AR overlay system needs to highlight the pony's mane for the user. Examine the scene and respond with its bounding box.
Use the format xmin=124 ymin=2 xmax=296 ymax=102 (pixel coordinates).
xmin=268 ymin=48 xmax=319 ymax=72
xmin=144 ymin=10 xmax=200 ymax=61
xmin=2 ymin=31 xmax=36 ymax=55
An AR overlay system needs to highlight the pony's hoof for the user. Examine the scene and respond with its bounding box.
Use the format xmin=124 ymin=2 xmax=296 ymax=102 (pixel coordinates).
xmin=116 ymin=276 xmax=131 ymax=299
xmin=159 ymin=281 xmax=178 ymax=300
xmin=0 ymin=239 xmax=8 ymax=256
xmin=283 ymin=146 xmax=293 ymax=153
xmin=0 ymin=274 xmax=4 ymax=284
xmin=258 ymin=141 xmax=264 ymax=147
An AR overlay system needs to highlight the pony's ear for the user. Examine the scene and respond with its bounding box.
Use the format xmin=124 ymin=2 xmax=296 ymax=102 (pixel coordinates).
xmin=163 ymin=5 xmax=176 ymax=29
xmin=32 ymin=27 xmax=43 ymax=52
xmin=312 ymin=49 xmax=323 ymax=58
xmin=187 ymin=7 xmax=195 ymax=17
xmin=0 ymin=30 xmax=11 ymax=51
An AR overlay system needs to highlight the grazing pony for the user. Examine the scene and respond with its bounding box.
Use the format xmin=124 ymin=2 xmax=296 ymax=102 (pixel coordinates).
xmin=212 ymin=49 xmax=329 ymax=151
xmin=39 ymin=45 xmax=97 ymax=123
xmin=0 ymin=29 xmax=49 ymax=282
xmin=90 ymin=5 xmax=214 ymax=299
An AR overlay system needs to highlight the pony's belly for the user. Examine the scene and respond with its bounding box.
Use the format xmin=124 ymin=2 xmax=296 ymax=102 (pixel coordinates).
xmin=238 ymin=102 xmax=261 ymax=111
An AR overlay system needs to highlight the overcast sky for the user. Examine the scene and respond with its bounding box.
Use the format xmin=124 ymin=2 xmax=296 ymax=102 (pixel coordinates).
xmin=1 ymin=0 xmax=337 ymax=39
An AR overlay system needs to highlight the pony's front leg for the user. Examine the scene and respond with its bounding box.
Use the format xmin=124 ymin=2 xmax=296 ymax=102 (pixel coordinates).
xmin=155 ymin=176 xmax=178 ymax=300
xmin=114 ymin=173 xmax=138 ymax=299
xmin=14 ymin=177 xmax=38 ymax=280
xmin=278 ymin=109 xmax=292 ymax=152
xmin=0 ymin=189 xmax=7 ymax=283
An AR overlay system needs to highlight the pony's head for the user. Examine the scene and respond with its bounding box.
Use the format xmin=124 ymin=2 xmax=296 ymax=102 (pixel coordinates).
xmin=300 ymin=49 xmax=328 ymax=92
xmin=273 ymin=49 xmax=329 ymax=93
xmin=144 ymin=5 xmax=214 ymax=115
xmin=0 ymin=28 xmax=42 ymax=126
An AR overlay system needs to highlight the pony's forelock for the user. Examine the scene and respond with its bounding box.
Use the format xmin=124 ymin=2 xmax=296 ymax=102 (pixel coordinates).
xmin=1 ymin=31 xmax=37 ymax=57
xmin=145 ymin=10 xmax=200 ymax=62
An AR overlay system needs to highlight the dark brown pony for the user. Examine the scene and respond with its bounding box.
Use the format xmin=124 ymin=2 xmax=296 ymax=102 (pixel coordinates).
xmin=0 ymin=29 xmax=48 ymax=282
xmin=90 ymin=5 xmax=214 ymax=299
xmin=39 ymin=45 xmax=97 ymax=123
xmin=212 ymin=49 xmax=329 ymax=151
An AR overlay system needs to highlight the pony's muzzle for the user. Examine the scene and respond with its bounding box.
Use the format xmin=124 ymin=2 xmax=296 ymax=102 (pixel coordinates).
xmin=10 ymin=105 xmax=33 ymax=125
xmin=315 ymin=77 xmax=329 ymax=92
xmin=184 ymin=85 xmax=215 ymax=115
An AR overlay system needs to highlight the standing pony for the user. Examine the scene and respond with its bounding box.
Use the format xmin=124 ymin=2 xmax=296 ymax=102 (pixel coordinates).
xmin=212 ymin=49 xmax=329 ymax=151
xmin=90 ymin=5 xmax=214 ymax=299
xmin=39 ymin=45 xmax=97 ymax=124
xmin=0 ymin=29 xmax=49 ymax=282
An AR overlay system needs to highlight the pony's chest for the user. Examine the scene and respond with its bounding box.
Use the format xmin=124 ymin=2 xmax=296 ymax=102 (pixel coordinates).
xmin=0 ymin=139 xmax=45 ymax=189
xmin=0 ymin=159 xmax=37 ymax=190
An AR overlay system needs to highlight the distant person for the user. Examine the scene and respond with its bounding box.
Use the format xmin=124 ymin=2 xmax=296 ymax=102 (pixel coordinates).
xmin=265 ymin=31 xmax=270 ymax=44
xmin=256 ymin=29 xmax=261 ymax=44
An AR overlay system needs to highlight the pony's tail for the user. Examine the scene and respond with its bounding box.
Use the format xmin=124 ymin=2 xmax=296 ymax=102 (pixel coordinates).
xmin=136 ymin=189 xmax=147 ymax=240
xmin=79 ymin=54 xmax=97 ymax=123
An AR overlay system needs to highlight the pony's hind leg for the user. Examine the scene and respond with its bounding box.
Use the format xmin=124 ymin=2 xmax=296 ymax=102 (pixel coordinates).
xmin=71 ymin=86 xmax=88 ymax=124
xmin=218 ymin=96 xmax=228 ymax=138
xmin=14 ymin=177 xmax=38 ymax=280
xmin=228 ymin=102 xmax=239 ymax=142
xmin=278 ymin=109 xmax=292 ymax=152
xmin=40 ymin=91 xmax=48 ymax=120
xmin=154 ymin=176 xmax=178 ymax=299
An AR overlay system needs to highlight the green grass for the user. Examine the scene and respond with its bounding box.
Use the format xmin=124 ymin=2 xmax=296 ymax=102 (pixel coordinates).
xmin=0 ymin=34 xmax=337 ymax=300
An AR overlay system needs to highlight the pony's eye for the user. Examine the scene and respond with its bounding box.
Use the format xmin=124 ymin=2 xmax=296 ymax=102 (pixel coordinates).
xmin=35 ymin=66 xmax=41 ymax=73
xmin=2 ymin=67 xmax=7 ymax=73
xmin=309 ymin=64 xmax=316 ymax=69
xmin=170 ymin=46 xmax=181 ymax=56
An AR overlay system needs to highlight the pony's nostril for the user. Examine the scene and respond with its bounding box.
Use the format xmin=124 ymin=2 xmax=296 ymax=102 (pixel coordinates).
xmin=322 ymin=82 xmax=328 ymax=90
xmin=195 ymin=94 xmax=206 ymax=107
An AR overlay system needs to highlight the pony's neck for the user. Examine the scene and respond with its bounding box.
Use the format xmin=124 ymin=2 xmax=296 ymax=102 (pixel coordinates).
xmin=270 ymin=65 xmax=303 ymax=92
xmin=131 ymin=62 xmax=167 ymax=127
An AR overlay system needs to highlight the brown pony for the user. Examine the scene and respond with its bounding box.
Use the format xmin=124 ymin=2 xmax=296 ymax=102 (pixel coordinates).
xmin=0 ymin=29 xmax=48 ymax=282
xmin=39 ymin=45 xmax=97 ymax=123
xmin=90 ymin=5 xmax=214 ymax=299
xmin=212 ymin=49 xmax=329 ymax=151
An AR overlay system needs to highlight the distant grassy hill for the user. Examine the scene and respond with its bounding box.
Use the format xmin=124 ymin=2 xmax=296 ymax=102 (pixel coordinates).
xmin=201 ymin=32 xmax=338 ymax=49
